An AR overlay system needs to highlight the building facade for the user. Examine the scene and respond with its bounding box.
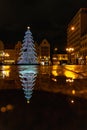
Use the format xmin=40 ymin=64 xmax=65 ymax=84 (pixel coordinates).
xmin=15 ymin=41 xmax=22 ymax=63
xmin=0 ymin=39 xmax=51 ymax=65
xmin=4 ymin=49 xmax=15 ymax=64
xmin=39 ymin=39 xmax=51 ymax=65
xmin=67 ymin=8 xmax=87 ymax=64
xmin=0 ymin=40 xmax=4 ymax=64
xmin=52 ymin=52 xmax=68 ymax=65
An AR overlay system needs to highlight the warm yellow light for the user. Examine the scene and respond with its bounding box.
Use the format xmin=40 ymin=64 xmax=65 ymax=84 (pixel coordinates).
xmin=1 ymin=106 xmax=7 ymax=112
xmin=2 ymin=70 xmax=10 ymax=77
xmin=5 ymin=53 xmax=9 ymax=57
xmin=52 ymin=57 xmax=57 ymax=60
xmin=52 ymin=65 xmax=59 ymax=76
xmin=72 ymin=90 xmax=76 ymax=95
xmin=64 ymin=70 xmax=76 ymax=79
xmin=71 ymin=26 xmax=75 ymax=31
xmin=2 ymin=52 xmax=5 ymax=56
xmin=66 ymin=48 xmax=74 ymax=52
xmin=2 ymin=65 xmax=10 ymax=70
xmin=66 ymin=78 xmax=74 ymax=83
xmin=54 ymin=48 xmax=58 ymax=51
xmin=27 ymin=100 xmax=30 ymax=104
xmin=6 ymin=104 xmax=14 ymax=111
xmin=71 ymin=100 xmax=74 ymax=104
xmin=2 ymin=65 xmax=10 ymax=77
xmin=52 ymin=78 xmax=57 ymax=82
xmin=52 ymin=70 xmax=58 ymax=76
xmin=44 ymin=56 xmax=46 ymax=58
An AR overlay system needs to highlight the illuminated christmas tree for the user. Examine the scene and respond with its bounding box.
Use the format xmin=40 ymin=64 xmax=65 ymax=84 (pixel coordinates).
xmin=18 ymin=27 xmax=38 ymax=64
xmin=18 ymin=65 xmax=37 ymax=103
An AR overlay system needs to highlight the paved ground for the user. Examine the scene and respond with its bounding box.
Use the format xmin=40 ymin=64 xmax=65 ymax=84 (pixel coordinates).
xmin=0 ymin=65 xmax=87 ymax=130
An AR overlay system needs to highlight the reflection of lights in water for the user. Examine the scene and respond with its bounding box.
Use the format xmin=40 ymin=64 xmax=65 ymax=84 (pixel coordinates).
xmin=66 ymin=78 xmax=74 ymax=83
xmin=27 ymin=100 xmax=30 ymax=104
xmin=18 ymin=65 xmax=38 ymax=103
xmin=71 ymin=100 xmax=74 ymax=104
xmin=72 ymin=90 xmax=76 ymax=95
xmin=40 ymin=66 xmax=50 ymax=75
xmin=52 ymin=70 xmax=58 ymax=76
xmin=0 ymin=104 xmax=14 ymax=112
xmin=2 ymin=70 xmax=10 ymax=77
xmin=6 ymin=104 xmax=14 ymax=111
xmin=64 ymin=70 xmax=76 ymax=79
xmin=64 ymin=65 xmax=81 ymax=79
xmin=19 ymin=65 xmax=37 ymax=74
xmin=2 ymin=65 xmax=10 ymax=70
xmin=52 ymin=66 xmax=59 ymax=76
xmin=52 ymin=78 xmax=57 ymax=82
xmin=52 ymin=65 xmax=59 ymax=70
xmin=0 ymin=106 xmax=6 ymax=112
xmin=1 ymin=65 xmax=10 ymax=78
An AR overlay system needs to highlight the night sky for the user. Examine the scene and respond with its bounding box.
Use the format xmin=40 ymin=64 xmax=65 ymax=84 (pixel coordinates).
xmin=0 ymin=0 xmax=87 ymax=50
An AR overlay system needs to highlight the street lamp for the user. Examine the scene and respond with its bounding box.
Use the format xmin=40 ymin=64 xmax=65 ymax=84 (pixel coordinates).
xmin=66 ymin=47 xmax=74 ymax=64
xmin=71 ymin=26 xmax=75 ymax=31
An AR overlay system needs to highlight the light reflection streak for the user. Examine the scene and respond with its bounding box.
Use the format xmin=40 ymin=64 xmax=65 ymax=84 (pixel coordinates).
xmin=64 ymin=70 xmax=76 ymax=79
xmin=66 ymin=78 xmax=74 ymax=83
xmin=0 ymin=65 xmax=11 ymax=78
xmin=64 ymin=65 xmax=85 ymax=79
xmin=51 ymin=65 xmax=85 ymax=79
xmin=52 ymin=70 xmax=58 ymax=76
xmin=72 ymin=90 xmax=76 ymax=95
xmin=2 ymin=65 xmax=10 ymax=70
xmin=2 ymin=70 xmax=10 ymax=77
xmin=52 ymin=65 xmax=62 ymax=76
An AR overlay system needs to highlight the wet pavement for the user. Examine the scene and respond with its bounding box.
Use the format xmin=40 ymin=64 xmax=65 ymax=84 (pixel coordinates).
xmin=0 ymin=65 xmax=87 ymax=130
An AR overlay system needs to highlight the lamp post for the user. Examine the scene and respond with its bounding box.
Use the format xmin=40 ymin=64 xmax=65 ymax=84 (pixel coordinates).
xmin=66 ymin=48 xmax=74 ymax=64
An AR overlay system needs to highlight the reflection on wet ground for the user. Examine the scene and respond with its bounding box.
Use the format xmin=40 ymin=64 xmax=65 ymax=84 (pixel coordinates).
xmin=0 ymin=65 xmax=87 ymax=129
xmin=0 ymin=89 xmax=87 ymax=130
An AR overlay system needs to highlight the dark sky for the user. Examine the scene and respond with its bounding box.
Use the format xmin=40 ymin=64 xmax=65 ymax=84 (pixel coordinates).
xmin=0 ymin=0 xmax=87 ymax=49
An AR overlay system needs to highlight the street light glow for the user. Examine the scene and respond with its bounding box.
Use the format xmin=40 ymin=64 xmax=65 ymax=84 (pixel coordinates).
xmin=27 ymin=26 xmax=30 ymax=30
xmin=71 ymin=26 xmax=75 ymax=31
xmin=66 ymin=48 xmax=74 ymax=52
xmin=54 ymin=48 xmax=58 ymax=51
xmin=66 ymin=47 xmax=74 ymax=64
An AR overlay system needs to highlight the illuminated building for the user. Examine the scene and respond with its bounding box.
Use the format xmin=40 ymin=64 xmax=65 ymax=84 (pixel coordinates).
xmin=0 ymin=40 xmax=15 ymax=64
xmin=4 ymin=49 xmax=15 ymax=64
xmin=80 ymin=34 xmax=87 ymax=64
xmin=67 ymin=8 xmax=87 ymax=64
xmin=52 ymin=51 xmax=68 ymax=65
xmin=39 ymin=39 xmax=51 ymax=65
